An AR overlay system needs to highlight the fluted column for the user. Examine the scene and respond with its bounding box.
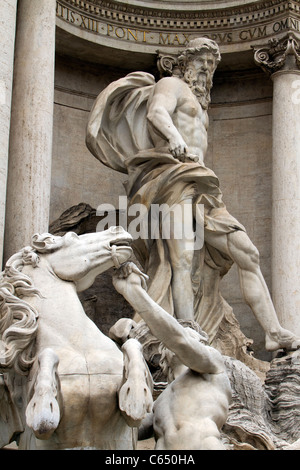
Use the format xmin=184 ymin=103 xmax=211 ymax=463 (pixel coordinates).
xmin=0 ymin=0 xmax=18 ymax=269
xmin=254 ymin=34 xmax=300 ymax=336
xmin=4 ymin=0 xmax=56 ymax=262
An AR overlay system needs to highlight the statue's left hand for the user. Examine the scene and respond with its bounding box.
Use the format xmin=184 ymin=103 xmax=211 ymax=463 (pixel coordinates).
xmin=112 ymin=262 xmax=149 ymax=297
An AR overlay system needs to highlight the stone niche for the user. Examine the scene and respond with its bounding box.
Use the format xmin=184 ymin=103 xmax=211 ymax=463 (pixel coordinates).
xmin=51 ymin=0 xmax=300 ymax=360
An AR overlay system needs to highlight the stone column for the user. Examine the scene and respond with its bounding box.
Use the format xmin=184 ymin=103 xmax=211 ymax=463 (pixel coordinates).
xmin=0 ymin=0 xmax=18 ymax=269
xmin=254 ymin=34 xmax=300 ymax=336
xmin=4 ymin=0 xmax=56 ymax=262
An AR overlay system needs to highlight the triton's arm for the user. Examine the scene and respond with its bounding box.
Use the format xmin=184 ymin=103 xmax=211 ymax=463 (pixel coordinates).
xmin=112 ymin=263 xmax=225 ymax=375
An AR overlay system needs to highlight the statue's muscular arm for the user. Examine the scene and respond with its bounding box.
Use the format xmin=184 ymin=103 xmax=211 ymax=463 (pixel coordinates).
xmin=113 ymin=263 xmax=225 ymax=376
xmin=147 ymin=77 xmax=188 ymax=159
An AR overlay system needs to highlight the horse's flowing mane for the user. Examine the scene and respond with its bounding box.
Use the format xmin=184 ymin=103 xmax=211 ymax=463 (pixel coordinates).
xmin=0 ymin=234 xmax=62 ymax=376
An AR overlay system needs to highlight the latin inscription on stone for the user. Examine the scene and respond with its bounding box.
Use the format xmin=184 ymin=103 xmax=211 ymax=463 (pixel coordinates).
xmin=56 ymin=1 xmax=300 ymax=46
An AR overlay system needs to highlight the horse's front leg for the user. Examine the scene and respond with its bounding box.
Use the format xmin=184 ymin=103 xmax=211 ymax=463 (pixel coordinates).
xmin=118 ymin=339 xmax=153 ymax=427
xmin=26 ymin=348 xmax=61 ymax=440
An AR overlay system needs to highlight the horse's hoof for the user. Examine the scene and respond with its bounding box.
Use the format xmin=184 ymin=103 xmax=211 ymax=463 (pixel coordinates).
xmin=26 ymin=390 xmax=60 ymax=440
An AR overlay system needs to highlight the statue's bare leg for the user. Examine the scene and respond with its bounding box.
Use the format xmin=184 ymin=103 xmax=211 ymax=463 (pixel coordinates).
xmin=165 ymin=199 xmax=195 ymax=321
xmin=205 ymin=230 xmax=300 ymax=351
xmin=26 ymin=348 xmax=61 ymax=440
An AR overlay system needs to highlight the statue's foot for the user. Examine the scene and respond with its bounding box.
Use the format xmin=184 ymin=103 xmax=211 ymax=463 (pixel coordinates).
xmin=26 ymin=348 xmax=61 ymax=440
xmin=265 ymin=329 xmax=300 ymax=352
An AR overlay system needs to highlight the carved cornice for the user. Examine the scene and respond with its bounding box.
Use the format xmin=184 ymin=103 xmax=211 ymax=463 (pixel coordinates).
xmin=59 ymin=0 xmax=300 ymax=29
xmin=56 ymin=0 xmax=300 ymax=54
xmin=254 ymin=32 xmax=300 ymax=74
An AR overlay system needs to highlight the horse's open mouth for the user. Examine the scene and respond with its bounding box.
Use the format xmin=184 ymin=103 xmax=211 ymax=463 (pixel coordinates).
xmin=110 ymin=239 xmax=132 ymax=248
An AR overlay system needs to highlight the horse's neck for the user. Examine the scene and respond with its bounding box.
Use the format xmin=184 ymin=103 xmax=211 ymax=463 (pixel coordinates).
xmin=22 ymin=259 xmax=92 ymax=326
xmin=21 ymin=259 xmax=123 ymax=380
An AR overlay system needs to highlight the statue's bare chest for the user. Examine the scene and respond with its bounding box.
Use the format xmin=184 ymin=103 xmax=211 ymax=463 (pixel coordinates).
xmin=175 ymin=93 xmax=207 ymax=130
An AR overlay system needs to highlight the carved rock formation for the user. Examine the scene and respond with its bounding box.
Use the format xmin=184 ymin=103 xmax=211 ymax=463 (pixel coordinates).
xmin=221 ymin=351 xmax=300 ymax=450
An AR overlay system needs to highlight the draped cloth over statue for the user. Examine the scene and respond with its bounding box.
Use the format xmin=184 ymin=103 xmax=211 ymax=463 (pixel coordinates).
xmin=86 ymin=72 xmax=245 ymax=341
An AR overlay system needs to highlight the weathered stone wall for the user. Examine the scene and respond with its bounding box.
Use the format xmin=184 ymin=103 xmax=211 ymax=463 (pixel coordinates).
xmin=51 ymin=55 xmax=129 ymax=222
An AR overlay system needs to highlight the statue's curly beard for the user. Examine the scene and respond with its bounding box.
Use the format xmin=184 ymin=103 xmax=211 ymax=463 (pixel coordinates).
xmin=183 ymin=66 xmax=213 ymax=110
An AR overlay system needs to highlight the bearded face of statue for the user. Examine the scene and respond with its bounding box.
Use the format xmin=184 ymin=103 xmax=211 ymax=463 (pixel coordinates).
xmin=183 ymin=51 xmax=216 ymax=109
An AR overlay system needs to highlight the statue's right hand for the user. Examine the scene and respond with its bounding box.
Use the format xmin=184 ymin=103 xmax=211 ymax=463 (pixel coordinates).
xmin=169 ymin=135 xmax=188 ymax=161
xmin=112 ymin=262 xmax=149 ymax=297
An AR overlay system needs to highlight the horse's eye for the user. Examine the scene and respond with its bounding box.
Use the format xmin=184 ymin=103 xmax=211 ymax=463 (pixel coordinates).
xmin=64 ymin=232 xmax=79 ymax=243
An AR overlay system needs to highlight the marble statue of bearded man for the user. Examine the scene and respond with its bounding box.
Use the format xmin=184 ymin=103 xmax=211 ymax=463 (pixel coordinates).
xmin=86 ymin=38 xmax=300 ymax=352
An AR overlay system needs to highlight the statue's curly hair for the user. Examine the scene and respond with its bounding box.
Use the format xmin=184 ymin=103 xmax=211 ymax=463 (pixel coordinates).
xmin=178 ymin=37 xmax=221 ymax=66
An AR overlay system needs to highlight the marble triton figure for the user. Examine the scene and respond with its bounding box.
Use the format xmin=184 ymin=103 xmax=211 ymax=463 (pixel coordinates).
xmin=86 ymin=37 xmax=300 ymax=352
xmin=111 ymin=261 xmax=232 ymax=450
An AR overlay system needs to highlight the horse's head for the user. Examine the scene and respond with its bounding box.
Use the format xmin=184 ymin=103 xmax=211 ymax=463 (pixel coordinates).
xmin=32 ymin=227 xmax=133 ymax=292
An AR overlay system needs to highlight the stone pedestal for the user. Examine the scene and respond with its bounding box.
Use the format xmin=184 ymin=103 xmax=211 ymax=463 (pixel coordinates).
xmin=0 ymin=0 xmax=17 ymax=268
xmin=4 ymin=0 xmax=56 ymax=263
xmin=254 ymin=34 xmax=300 ymax=337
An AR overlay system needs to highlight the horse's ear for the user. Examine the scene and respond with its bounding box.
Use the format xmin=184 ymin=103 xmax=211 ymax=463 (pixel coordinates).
xmin=31 ymin=233 xmax=62 ymax=253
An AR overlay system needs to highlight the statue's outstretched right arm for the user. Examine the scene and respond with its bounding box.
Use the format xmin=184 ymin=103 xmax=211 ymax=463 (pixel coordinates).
xmin=112 ymin=263 xmax=224 ymax=375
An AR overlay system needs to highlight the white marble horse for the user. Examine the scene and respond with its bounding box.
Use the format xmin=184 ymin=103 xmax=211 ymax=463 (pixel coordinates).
xmin=0 ymin=227 xmax=152 ymax=450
